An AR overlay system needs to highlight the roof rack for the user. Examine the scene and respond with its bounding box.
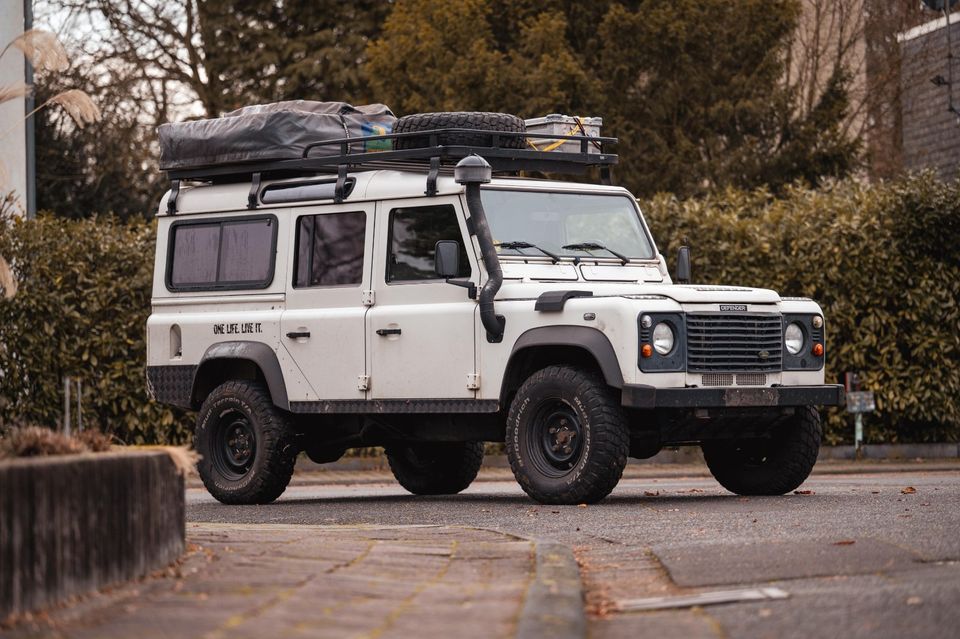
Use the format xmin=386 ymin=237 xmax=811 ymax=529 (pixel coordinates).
xmin=164 ymin=128 xmax=618 ymax=213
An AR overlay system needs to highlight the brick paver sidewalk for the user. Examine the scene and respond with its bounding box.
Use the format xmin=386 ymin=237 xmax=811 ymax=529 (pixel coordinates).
xmin=6 ymin=524 xmax=536 ymax=639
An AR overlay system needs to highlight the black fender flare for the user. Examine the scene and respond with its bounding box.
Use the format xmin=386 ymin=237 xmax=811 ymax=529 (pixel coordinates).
xmin=502 ymin=326 xmax=625 ymax=401
xmin=194 ymin=341 xmax=289 ymax=410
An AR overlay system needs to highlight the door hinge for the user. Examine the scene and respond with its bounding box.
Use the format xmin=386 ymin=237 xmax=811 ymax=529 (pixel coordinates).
xmin=466 ymin=373 xmax=480 ymax=390
xmin=357 ymin=375 xmax=370 ymax=391
xmin=361 ymin=290 xmax=375 ymax=306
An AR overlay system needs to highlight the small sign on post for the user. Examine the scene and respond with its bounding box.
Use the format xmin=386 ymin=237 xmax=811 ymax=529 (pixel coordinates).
xmin=844 ymin=372 xmax=875 ymax=458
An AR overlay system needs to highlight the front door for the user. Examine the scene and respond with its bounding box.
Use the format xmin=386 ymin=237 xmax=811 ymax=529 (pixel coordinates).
xmin=367 ymin=197 xmax=478 ymax=399
xmin=281 ymin=203 xmax=374 ymax=401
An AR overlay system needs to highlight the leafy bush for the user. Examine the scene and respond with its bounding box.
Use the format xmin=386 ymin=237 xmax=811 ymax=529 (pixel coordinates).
xmin=0 ymin=214 xmax=191 ymax=444
xmin=0 ymin=174 xmax=957 ymax=445
xmin=643 ymin=173 xmax=960 ymax=443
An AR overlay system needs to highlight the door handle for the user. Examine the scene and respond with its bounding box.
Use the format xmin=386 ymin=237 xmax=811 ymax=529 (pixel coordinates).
xmin=286 ymin=331 xmax=311 ymax=339
xmin=376 ymin=328 xmax=402 ymax=336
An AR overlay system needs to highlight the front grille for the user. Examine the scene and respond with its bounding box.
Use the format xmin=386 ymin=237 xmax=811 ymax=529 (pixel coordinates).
xmin=702 ymin=373 xmax=734 ymax=387
xmin=736 ymin=373 xmax=767 ymax=386
xmin=686 ymin=313 xmax=782 ymax=373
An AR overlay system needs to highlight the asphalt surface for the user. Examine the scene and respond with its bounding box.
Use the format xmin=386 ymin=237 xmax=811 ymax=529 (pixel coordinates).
xmin=187 ymin=463 xmax=960 ymax=639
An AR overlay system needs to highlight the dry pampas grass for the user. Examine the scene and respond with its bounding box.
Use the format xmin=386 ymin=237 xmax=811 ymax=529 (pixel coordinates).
xmin=0 ymin=81 xmax=30 ymax=105
xmin=46 ymin=89 xmax=101 ymax=128
xmin=3 ymin=28 xmax=69 ymax=72
xmin=131 ymin=445 xmax=200 ymax=476
xmin=0 ymin=255 xmax=16 ymax=300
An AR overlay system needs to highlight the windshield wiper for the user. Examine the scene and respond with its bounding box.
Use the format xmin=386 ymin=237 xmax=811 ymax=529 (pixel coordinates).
xmin=562 ymin=242 xmax=630 ymax=265
xmin=496 ymin=241 xmax=560 ymax=264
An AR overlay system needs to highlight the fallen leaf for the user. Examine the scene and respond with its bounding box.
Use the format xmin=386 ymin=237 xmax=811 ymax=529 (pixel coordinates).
xmin=871 ymin=491 xmax=880 ymax=494
xmin=551 ymin=510 xmax=560 ymax=514
xmin=901 ymin=486 xmax=917 ymax=494
xmin=833 ymin=540 xmax=856 ymax=546
xmin=578 ymin=503 xmax=588 ymax=508
xmin=794 ymin=490 xmax=815 ymax=495
xmin=644 ymin=491 xmax=659 ymax=497
xmin=752 ymin=519 xmax=758 ymax=523
xmin=906 ymin=596 xmax=922 ymax=606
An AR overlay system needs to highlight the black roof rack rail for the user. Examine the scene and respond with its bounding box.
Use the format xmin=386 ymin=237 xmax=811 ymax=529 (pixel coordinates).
xmin=164 ymin=128 xmax=618 ymax=186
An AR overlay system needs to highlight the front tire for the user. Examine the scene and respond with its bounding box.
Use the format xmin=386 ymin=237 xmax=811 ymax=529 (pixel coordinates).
xmin=701 ymin=407 xmax=822 ymax=496
xmin=195 ymin=380 xmax=297 ymax=505
xmin=386 ymin=441 xmax=484 ymax=495
xmin=506 ymin=366 xmax=629 ymax=505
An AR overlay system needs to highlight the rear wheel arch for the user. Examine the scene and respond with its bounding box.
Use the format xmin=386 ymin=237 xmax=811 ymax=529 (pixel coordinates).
xmin=191 ymin=341 xmax=289 ymax=410
xmin=500 ymin=326 xmax=624 ymax=406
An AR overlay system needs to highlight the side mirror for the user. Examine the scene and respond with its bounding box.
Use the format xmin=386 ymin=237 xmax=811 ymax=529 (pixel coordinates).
xmin=434 ymin=240 xmax=460 ymax=278
xmin=676 ymin=245 xmax=691 ymax=284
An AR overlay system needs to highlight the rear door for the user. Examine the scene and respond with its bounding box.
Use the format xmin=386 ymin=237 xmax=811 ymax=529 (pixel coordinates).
xmin=281 ymin=202 xmax=374 ymax=401
xmin=367 ymin=197 xmax=478 ymax=399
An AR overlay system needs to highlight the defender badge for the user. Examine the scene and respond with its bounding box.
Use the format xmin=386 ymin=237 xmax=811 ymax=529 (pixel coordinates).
xmin=720 ymin=304 xmax=747 ymax=312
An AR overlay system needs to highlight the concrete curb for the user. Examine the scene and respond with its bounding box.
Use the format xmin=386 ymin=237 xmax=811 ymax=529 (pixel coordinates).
xmin=0 ymin=451 xmax=185 ymax=621
xmin=516 ymin=541 xmax=587 ymax=639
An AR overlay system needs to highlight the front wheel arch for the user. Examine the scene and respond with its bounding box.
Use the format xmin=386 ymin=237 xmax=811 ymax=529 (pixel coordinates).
xmin=500 ymin=327 xmax=625 ymax=407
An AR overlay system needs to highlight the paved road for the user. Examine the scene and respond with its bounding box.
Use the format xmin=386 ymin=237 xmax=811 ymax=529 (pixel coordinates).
xmin=189 ymin=464 xmax=960 ymax=639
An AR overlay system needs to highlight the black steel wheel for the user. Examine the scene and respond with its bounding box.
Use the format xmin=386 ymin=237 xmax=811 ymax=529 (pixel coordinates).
xmin=701 ymin=406 xmax=822 ymax=496
xmin=506 ymin=365 xmax=629 ymax=505
xmin=529 ymin=400 xmax=585 ymax=476
xmin=196 ymin=380 xmax=297 ymax=505
xmin=210 ymin=410 xmax=257 ymax=480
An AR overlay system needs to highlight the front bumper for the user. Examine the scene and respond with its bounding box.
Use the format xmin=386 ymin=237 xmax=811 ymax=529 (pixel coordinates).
xmin=621 ymin=384 xmax=845 ymax=409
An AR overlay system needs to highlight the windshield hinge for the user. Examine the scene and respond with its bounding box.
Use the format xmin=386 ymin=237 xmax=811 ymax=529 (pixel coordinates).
xmin=357 ymin=375 xmax=370 ymax=392
xmin=361 ymin=290 xmax=375 ymax=306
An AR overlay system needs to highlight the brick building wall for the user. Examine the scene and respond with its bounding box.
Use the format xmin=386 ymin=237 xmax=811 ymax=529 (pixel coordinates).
xmin=900 ymin=16 xmax=960 ymax=180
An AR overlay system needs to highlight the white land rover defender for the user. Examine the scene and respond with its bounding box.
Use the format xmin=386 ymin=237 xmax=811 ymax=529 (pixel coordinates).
xmin=147 ymin=108 xmax=843 ymax=505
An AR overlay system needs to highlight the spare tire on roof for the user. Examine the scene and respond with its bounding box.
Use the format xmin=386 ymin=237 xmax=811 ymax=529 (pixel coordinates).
xmin=395 ymin=111 xmax=526 ymax=150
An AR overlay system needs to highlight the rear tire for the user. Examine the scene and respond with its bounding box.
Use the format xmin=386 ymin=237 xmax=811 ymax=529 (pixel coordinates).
xmin=395 ymin=111 xmax=526 ymax=150
xmin=701 ymin=407 xmax=822 ymax=496
xmin=195 ymin=380 xmax=297 ymax=505
xmin=386 ymin=441 xmax=484 ymax=495
xmin=506 ymin=366 xmax=629 ymax=505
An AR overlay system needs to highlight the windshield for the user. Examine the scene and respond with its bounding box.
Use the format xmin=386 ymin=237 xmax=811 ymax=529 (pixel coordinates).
xmin=481 ymin=190 xmax=655 ymax=260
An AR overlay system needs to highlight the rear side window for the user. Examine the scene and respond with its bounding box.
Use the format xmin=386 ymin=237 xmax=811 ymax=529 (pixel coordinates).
xmin=294 ymin=211 xmax=367 ymax=287
xmin=167 ymin=216 xmax=277 ymax=291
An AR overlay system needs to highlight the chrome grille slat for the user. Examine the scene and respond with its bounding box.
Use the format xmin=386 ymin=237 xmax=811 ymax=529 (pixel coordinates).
xmin=686 ymin=313 xmax=783 ymax=373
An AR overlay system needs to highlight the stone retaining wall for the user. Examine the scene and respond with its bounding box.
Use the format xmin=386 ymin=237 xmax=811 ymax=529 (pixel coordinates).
xmin=0 ymin=451 xmax=185 ymax=619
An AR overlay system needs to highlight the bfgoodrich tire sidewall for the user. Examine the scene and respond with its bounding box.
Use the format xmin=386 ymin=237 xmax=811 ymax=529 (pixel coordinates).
xmin=510 ymin=376 xmax=608 ymax=500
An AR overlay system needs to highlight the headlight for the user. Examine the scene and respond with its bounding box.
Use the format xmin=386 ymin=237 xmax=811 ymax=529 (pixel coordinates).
xmin=652 ymin=322 xmax=675 ymax=355
xmin=785 ymin=322 xmax=804 ymax=355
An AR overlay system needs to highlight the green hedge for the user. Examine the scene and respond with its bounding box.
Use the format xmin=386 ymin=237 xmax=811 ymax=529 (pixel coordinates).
xmin=0 ymin=215 xmax=192 ymax=443
xmin=1 ymin=174 xmax=957 ymax=444
xmin=642 ymin=174 xmax=960 ymax=443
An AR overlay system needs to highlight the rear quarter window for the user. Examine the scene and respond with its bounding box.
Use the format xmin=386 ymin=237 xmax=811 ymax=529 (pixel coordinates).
xmin=166 ymin=216 xmax=277 ymax=291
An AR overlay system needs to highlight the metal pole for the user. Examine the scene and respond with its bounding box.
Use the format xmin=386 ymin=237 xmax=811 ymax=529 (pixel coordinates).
xmin=63 ymin=376 xmax=71 ymax=436
xmin=76 ymin=378 xmax=82 ymax=433
xmin=23 ymin=0 xmax=36 ymax=219
xmin=945 ymin=8 xmax=960 ymax=121
xmin=854 ymin=413 xmax=863 ymax=459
